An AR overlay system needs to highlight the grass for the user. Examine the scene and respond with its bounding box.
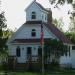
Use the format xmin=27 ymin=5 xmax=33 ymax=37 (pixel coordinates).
xmin=0 ymin=71 xmax=75 ymax=75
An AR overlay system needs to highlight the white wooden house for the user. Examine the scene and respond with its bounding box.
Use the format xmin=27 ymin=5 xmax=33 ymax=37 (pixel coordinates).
xmin=7 ymin=0 xmax=75 ymax=70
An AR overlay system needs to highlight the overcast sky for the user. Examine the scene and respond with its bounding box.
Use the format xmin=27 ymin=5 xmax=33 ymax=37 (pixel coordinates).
xmin=0 ymin=0 xmax=73 ymax=31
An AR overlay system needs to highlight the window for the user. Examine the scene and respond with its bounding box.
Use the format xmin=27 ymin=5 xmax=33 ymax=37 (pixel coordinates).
xmin=72 ymin=46 xmax=75 ymax=50
xmin=31 ymin=29 xmax=36 ymax=37
xmin=45 ymin=15 xmax=47 ymax=20
xmin=16 ymin=46 xmax=20 ymax=57
xmin=27 ymin=47 xmax=32 ymax=55
xmin=42 ymin=14 xmax=44 ymax=19
xmin=31 ymin=12 xmax=36 ymax=19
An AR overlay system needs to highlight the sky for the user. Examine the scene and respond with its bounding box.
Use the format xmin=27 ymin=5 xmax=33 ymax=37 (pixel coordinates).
xmin=0 ymin=0 xmax=73 ymax=31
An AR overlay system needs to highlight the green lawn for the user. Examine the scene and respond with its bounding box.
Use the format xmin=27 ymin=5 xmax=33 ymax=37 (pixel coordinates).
xmin=1 ymin=71 xmax=75 ymax=75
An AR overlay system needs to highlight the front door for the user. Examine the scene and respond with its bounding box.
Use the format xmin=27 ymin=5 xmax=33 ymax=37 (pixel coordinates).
xmin=27 ymin=47 xmax=32 ymax=58
xmin=27 ymin=47 xmax=32 ymax=70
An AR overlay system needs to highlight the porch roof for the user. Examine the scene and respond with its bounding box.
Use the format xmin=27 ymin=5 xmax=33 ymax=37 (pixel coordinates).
xmin=12 ymin=38 xmax=51 ymax=43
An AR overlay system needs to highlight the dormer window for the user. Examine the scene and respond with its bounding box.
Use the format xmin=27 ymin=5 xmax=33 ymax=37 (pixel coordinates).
xmin=31 ymin=29 xmax=36 ymax=37
xmin=31 ymin=12 xmax=36 ymax=19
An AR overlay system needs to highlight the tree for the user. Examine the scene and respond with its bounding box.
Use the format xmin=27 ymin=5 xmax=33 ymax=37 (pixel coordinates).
xmin=49 ymin=0 xmax=73 ymax=5
xmin=65 ymin=16 xmax=75 ymax=44
xmin=3 ymin=29 xmax=13 ymax=38
xmin=49 ymin=0 xmax=75 ymax=44
xmin=64 ymin=13 xmax=75 ymax=44
xmin=0 ymin=12 xmax=7 ymax=53
xmin=49 ymin=0 xmax=75 ymax=17
xmin=53 ymin=18 xmax=64 ymax=32
xmin=65 ymin=32 xmax=75 ymax=44
xmin=69 ymin=16 xmax=75 ymax=32
xmin=44 ymin=39 xmax=68 ymax=63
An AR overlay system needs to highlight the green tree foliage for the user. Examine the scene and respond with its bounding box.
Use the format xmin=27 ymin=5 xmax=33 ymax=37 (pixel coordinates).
xmin=69 ymin=17 xmax=75 ymax=32
xmin=65 ymin=32 xmax=75 ymax=44
xmin=49 ymin=0 xmax=75 ymax=44
xmin=65 ymin=14 xmax=75 ymax=44
xmin=44 ymin=39 xmax=68 ymax=62
xmin=3 ymin=29 xmax=13 ymax=38
xmin=0 ymin=12 xmax=7 ymax=53
xmin=49 ymin=0 xmax=73 ymax=5
xmin=49 ymin=0 xmax=75 ymax=17
xmin=0 ymin=12 xmax=7 ymax=29
xmin=53 ymin=18 xmax=64 ymax=32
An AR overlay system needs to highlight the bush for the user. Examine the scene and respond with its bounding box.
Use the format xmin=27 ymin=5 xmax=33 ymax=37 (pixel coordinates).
xmin=50 ymin=61 xmax=60 ymax=71
xmin=0 ymin=62 xmax=8 ymax=70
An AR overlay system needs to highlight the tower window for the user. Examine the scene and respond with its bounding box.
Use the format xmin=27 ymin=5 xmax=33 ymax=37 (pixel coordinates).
xmin=16 ymin=46 xmax=20 ymax=57
xmin=31 ymin=12 xmax=36 ymax=19
xmin=31 ymin=29 xmax=36 ymax=37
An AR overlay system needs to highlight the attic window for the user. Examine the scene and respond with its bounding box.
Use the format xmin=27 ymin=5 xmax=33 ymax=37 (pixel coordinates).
xmin=31 ymin=29 xmax=36 ymax=37
xmin=32 ymin=12 xmax=36 ymax=19
xmin=32 ymin=29 xmax=35 ymax=31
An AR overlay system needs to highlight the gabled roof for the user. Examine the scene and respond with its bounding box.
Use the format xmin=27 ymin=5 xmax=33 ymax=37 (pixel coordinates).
xmin=25 ymin=0 xmax=50 ymax=12
xmin=24 ymin=21 xmax=72 ymax=44
xmin=35 ymin=2 xmax=49 ymax=12
xmin=44 ymin=23 xmax=72 ymax=44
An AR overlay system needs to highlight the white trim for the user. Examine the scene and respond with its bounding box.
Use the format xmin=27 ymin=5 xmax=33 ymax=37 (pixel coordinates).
xmin=10 ymin=43 xmax=40 ymax=45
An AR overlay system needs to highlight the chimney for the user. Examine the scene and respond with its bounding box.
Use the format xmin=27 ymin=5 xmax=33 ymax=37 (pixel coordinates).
xmin=47 ymin=8 xmax=52 ymax=24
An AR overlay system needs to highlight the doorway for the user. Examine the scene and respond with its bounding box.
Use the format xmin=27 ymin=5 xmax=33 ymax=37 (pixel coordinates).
xmin=27 ymin=47 xmax=32 ymax=71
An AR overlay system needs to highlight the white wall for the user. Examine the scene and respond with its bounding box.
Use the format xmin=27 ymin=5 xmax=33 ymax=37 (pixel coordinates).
xmin=26 ymin=2 xmax=42 ymax=21
xmin=70 ymin=46 xmax=75 ymax=68
xmin=41 ymin=12 xmax=48 ymax=22
xmin=9 ymin=44 xmax=40 ymax=63
xmin=26 ymin=2 xmax=48 ymax=22
xmin=8 ymin=45 xmax=16 ymax=56
xmin=14 ymin=24 xmax=58 ymax=40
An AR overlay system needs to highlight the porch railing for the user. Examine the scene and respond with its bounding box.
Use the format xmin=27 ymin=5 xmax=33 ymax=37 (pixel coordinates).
xmin=26 ymin=55 xmax=42 ymax=63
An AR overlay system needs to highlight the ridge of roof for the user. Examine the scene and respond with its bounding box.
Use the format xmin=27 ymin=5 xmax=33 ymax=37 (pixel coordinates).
xmin=25 ymin=0 xmax=51 ymax=12
xmin=35 ymin=2 xmax=49 ymax=12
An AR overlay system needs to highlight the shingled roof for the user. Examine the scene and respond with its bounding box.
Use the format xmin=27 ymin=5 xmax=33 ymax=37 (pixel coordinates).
xmin=44 ymin=23 xmax=72 ymax=44
xmin=12 ymin=38 xmax=51 ymax=43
